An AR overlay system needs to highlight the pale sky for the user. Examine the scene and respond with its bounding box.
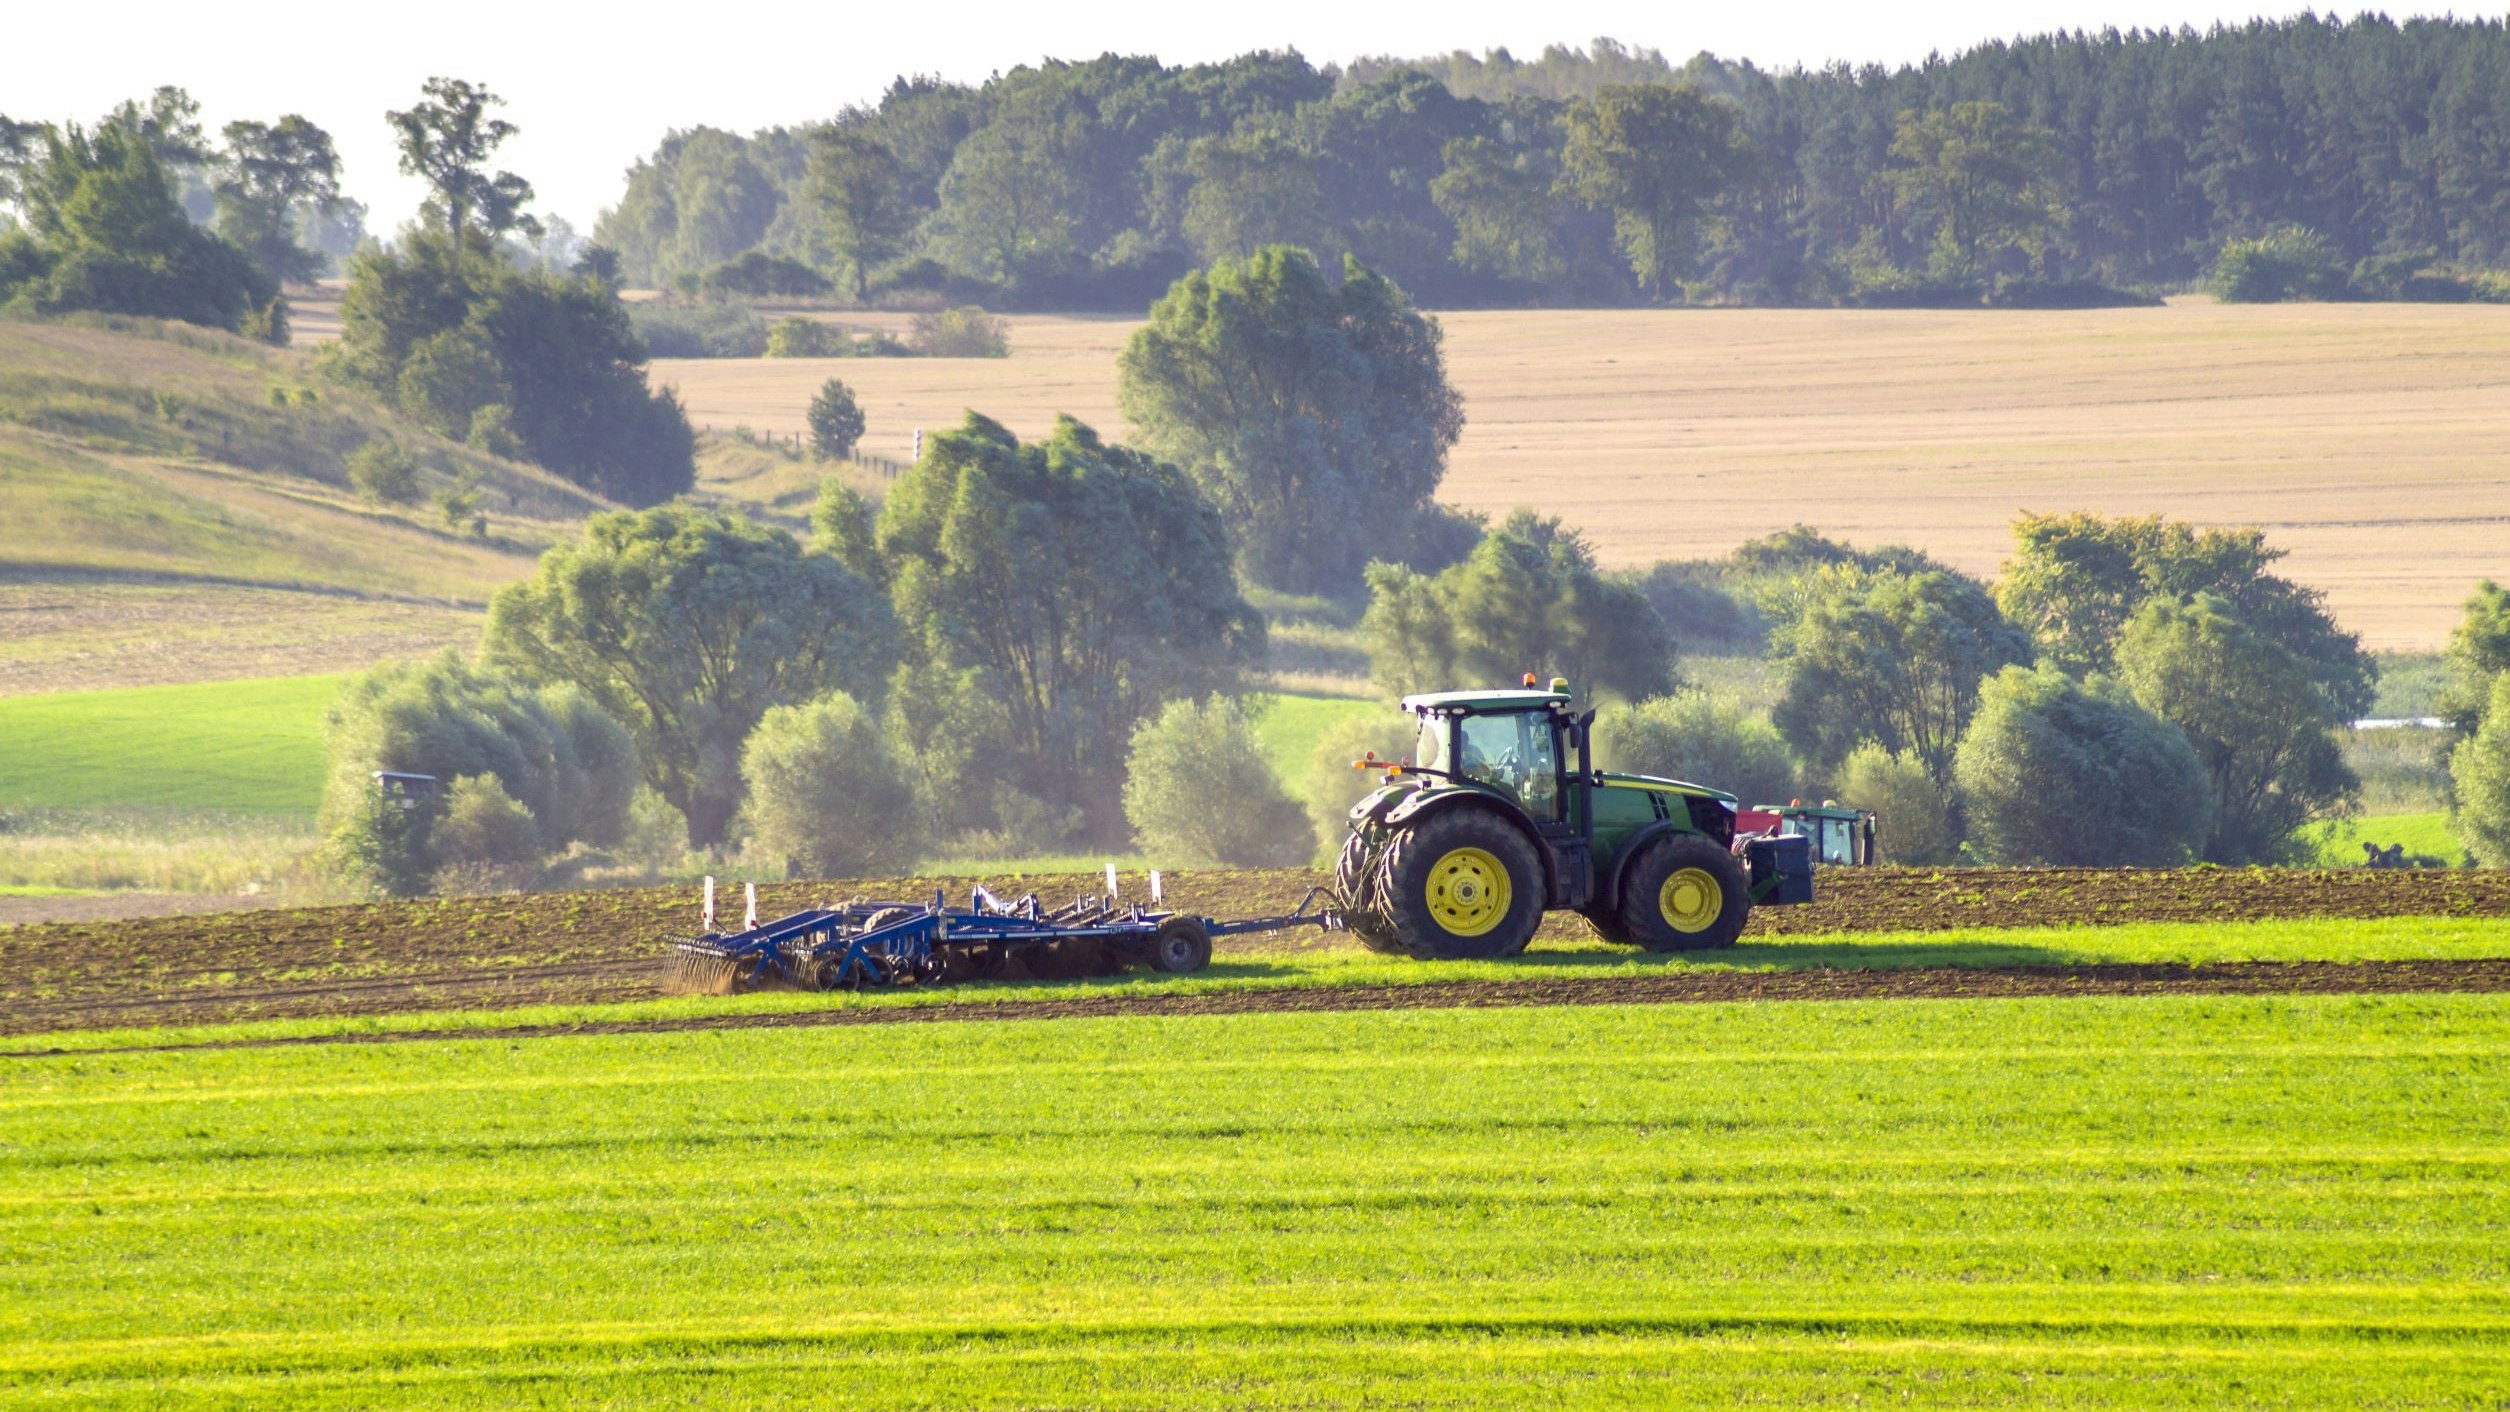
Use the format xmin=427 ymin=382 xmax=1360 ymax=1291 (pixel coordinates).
xmin=1 ymin=1 xmax=2480 ymax=234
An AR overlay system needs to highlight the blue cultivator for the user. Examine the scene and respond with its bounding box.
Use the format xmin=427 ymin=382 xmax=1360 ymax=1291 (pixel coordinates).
xmin=661 ymin=874 xmax=1335 ymax=994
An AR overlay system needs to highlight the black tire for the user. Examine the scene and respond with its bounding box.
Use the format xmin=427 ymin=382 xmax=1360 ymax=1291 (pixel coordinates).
xmin=1148 ymin=917 xmax=1213 ymax=974
xmin=1334 ymin=829 xmax=1406 ymax=955
xmin=1618 ymin=834 xmax=1751 ymax=951
xmin=1372 ymin=808 xmax=1544 ymax=960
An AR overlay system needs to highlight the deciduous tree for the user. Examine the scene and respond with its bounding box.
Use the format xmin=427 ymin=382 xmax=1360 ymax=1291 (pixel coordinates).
xmin=1774 ymin=567 xmax=2032 ymax=787
xmin=388 ymin=78 xmax=540 ymax=242
xmin=1558 ymin=84 xmax=1752 ymax=300
xmin=1955 ymin=664 xmax=2211 ymax=866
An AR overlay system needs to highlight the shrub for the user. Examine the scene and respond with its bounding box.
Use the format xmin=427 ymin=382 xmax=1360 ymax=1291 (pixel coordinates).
xmin=740 ymin=691 xmax=925 ymax=878
xmin=395 ymin=326 xmax=509 ymax=438
xmin=628 ymin=300 xmax=768 ymax=358
xmin=1635 ymin=560 xmax=1763 ymax=652
xmin=1301 ymin=709 xmax=1418 ymax=861
xmin=1593 ymin=692 xmax=1796 ymax=805
xmin=1985 ymin=277 xmax=2159 ymax=309
xmin=807 ymin=378 xmax=866 ymax=460
xmin=764 ymin=315 xmax=844 ymax=358
xmin=1123 ymin=696 xmax=1312 ymax=867
xmin=908 ymin=305 xmax=1009 ymax=357
xmin=431 ymin=773 xmax=543 ymax=867
xmin=1954 ymin=664 xmax=2211 ymax=866
xmin=465 ymin=403 xmax=523 ymax=459
xmin=2454 ymin=677 xmax=2510 ymax=866
xmin=2210 ymin=225 xmax=2348 ymax=302
xmin=346 ymin=439 xmax=421 ymax=504
xmin=2471 ymin=271 xmax=2510 ymax=304
xmin=697 ymin=251 xmax=831 ymax=299
xmin=1834 ymin=743 xmax=1958 ymax=865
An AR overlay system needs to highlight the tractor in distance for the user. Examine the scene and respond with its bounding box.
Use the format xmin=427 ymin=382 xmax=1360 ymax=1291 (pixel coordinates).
xmin=1737 ymin=800 xmax=1879 ymax=866
xmin=1334 ymin=677 xmax=1815 ymax=960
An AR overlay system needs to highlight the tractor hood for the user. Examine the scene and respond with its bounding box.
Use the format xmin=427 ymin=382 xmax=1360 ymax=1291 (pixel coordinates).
xmin=1595 ymin=772 xmax=1739 ymax=805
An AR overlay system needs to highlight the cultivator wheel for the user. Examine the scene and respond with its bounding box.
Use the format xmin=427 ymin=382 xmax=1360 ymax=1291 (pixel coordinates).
xmin=660 ymin=940 xmax=743 ymax=996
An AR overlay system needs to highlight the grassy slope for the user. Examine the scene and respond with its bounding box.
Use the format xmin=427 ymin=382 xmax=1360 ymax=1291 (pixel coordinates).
xmin=0 ymin=675 xmax=340 ymax=816
xmin=0 ymin=317 xmax=601 ymax=694
xmin=5 ymin=991 xmax=2504 ymax=1407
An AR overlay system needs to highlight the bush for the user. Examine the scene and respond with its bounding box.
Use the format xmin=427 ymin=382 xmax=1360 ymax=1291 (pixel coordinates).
xmin=395 ymin=327 xmax=508 ymax=438
xmin=1985 ymin=277 xmax=2159 ymax=309
xmin=347 ymin=439 xmax=421 ymax=504
xmin=908 ymin=305 xmax=1009 ymax=357
xmin=1123 ymin=696 xmax=1312 ymax=867
xmin=807 ymin=378 xmax=866 ymax=460
xmin=1834 ymin=743 xmax=1959 ymax=865
xmin=318 ymin=652 xmax=641 ymax=893
xmin=697 ymin=251 xmax=831 ymax=299
xmin=2454 ymin=676 xmax=2510 ymax=867
xmin=1301 ymin=709 xmax=1418 ymax=861
xmin=2210 ymin=225 xmax=2348 ymax=302
xmin=740 ymin=691 xmax=925 ymax=878
xmin=1635 ymin=561 xmax=1763 ymax=652
xmin=1593 ymin=692 xmax=1796 ymax=805
xmin=764 ymin=316 xmax=843 ymax=358
xmin=431 ymin=773 xmax=543 ymax=867
xmin=2471 ymin=271 xmax=2510 ymax=304
xmin=1954 ymin=665 xmax=2211 ymax=866
xmin=627 ymin=300 xmax=768 ymax=358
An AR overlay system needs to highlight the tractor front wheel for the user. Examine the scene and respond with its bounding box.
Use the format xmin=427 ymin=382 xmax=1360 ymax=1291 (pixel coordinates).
xmin=1371 ymin=809 xmax=1543 ymax=960
xmin=1618 ymin=835 xmax=1751 ymax=951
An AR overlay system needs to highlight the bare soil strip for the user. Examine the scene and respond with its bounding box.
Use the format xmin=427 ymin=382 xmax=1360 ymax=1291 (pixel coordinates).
xmin=7 ymin=957 xmax=2503 ymax=1058
xmin=6 ymin=867 xmax=2504 ymax=1039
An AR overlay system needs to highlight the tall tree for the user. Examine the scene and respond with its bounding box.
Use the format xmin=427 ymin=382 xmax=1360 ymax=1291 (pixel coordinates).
xmin=1885 ymin=101 xmax=2064 ymax=282
xmin=1774 ymin=567 xmax=2033 ymax=787
xmin=213 ymin=116 xmax=343 ymax=286
xmin=802 ymin=128 xmax=910 ymax=300
xmin=484 ymin=506 xmax=896 ymax=848
xmin=2115 ymin=592 xmax=2357 ymax=864
xmin=1558 ymin=83 xmax=1752 ymax=300
xmin=1117 ymin=246 xmax=1464 ymax=593
xmin=1955 ymin=664 xmax=2212 ymax=866
xmin=1431 ymin=135 xmax=1562 ymax=281
xmin=388 ymin=78 xmax=540 ymax=242
xmin=878 ymin=413 xmax=1265 ymax=841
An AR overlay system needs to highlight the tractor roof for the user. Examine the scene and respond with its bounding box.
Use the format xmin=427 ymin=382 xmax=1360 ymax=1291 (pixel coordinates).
xmin=1400 ymin=688 xmax=1571 ymax=713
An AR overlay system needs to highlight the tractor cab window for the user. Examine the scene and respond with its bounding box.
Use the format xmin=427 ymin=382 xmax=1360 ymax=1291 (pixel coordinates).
xmin=1443 ymin=711 xmax=1560 ymax=816
xmin=1813 ymin=817 xmax=1856 ymax=864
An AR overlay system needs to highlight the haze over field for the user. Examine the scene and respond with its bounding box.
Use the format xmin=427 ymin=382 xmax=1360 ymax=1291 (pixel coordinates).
xmin=652 ymin=299 xmax=2510 ymax=651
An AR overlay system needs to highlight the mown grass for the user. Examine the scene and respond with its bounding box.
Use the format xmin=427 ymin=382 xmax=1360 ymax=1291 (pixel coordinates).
xmin=2302 ymin=810 xmax=2469 ymax=868
xmin=0 ymin=675 xmax=340 ymax=815
xmin=24 ymin=913 xmax=2510 ymax=1054
xmin=3 ymin=991 xmax=2505 ymax=1407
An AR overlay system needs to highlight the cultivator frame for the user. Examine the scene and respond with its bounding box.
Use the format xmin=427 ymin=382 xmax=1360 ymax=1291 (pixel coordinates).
xmin=662 ymin=875 xmax=1335 ymax=995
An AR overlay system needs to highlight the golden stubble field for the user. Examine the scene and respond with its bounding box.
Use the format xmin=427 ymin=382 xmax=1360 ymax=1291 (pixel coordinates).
xmin=652 ymin=299 xmax=2510 ymax=650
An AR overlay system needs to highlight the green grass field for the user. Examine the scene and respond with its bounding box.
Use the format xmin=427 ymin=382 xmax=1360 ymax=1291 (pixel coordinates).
xmin=2303 ymin=811 xmax=2470 ymax=868
xmin=0 ymin=674 xmax=340 ymax=817
xmin=5 ymin=990 xmax=2505 ymax=1407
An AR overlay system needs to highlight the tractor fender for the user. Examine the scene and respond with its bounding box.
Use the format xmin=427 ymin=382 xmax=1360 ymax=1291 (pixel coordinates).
xmin=1378 ymin=789 xmax=1561 ymax=904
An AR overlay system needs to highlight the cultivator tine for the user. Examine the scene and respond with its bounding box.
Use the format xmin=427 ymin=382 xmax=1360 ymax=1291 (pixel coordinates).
xmin=661 ymin=938 xmax=744 ymax=996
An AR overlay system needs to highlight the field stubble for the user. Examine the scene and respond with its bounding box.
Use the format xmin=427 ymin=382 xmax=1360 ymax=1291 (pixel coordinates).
xmin=654 ymin=300 xmax=2510 ymax=650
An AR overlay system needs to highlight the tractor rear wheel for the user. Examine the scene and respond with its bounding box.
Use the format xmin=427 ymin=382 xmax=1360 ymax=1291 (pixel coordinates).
xmin=1371 ymin=809 xmax=1543 ymax=960
xmin=1618 ymin=834 xmax=1751 ymax=951
xmin=1148 ymin=917 xmax=1213 ymax=974
xmin=1334 ymin=830 xmax=1406 ymax=955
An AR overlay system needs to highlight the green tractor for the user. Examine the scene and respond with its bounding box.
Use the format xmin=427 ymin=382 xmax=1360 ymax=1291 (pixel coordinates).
xmin=1334 ymin=678 xmax=1815 ymax=959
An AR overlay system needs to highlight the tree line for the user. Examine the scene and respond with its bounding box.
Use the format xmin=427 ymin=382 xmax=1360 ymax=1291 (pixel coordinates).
xmin=595 ymin=16 xmax=2510 ymax=308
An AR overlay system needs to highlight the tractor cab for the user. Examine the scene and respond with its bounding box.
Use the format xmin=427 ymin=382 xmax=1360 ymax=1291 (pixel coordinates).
xmin=1402 ymin=685 xmax=1570 ymax=820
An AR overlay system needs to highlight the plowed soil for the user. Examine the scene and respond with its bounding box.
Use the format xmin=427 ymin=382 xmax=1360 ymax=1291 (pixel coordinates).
xmin=5 ymin=866 xmax=2508 ymax=1037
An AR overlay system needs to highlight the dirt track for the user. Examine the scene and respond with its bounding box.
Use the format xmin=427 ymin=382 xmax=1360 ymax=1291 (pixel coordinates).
xmin=7 ymin=958 xmax=2504 ymax=1057
xmin=4 ymin=866 xmax=2505 ymax=1038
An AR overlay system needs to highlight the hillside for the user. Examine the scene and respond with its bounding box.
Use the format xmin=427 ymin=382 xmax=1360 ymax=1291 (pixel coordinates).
xmin=654 ymin=299 xmax=2510 ymax=651
xmin=0 ymin=316 xmax=614 ymax=695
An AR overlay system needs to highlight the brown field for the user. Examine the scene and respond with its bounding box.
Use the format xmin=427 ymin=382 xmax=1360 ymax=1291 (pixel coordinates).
xmin=8 ymin=865 xmax=2508 ymax=1036
xmin=653 ymin=299 xmax=2510 ymax=650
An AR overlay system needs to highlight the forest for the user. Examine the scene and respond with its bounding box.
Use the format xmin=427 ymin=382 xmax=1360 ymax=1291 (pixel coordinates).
xmin=592 ymin=16 xmax=2510 ymax=307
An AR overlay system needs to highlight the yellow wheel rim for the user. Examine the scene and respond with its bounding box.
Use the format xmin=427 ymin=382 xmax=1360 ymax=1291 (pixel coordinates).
xmin=1426 ymin=846 xmax=1512 ymax=937
xmin=1659 ymin=867 xmax=1722 ymax=933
